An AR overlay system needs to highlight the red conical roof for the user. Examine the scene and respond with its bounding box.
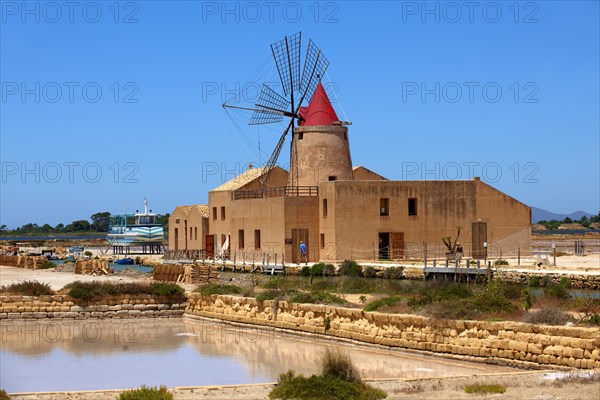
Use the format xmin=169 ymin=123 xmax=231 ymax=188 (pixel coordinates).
xmin=299 ymin=82 xmax=339 ymax=126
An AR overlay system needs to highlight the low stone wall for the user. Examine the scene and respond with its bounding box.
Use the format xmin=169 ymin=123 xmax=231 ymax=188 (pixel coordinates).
xmin=500 ymin=270 xmax=600 ymax=290
xmin=0 ymin=295 xmax=186 ymax=319
xmin=186 ymin=294 xmax=600 ymax=369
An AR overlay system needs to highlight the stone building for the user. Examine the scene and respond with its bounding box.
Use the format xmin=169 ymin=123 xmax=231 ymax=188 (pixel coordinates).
xmin=168 ymin=205 xmax=209 ymax=251
xmin=170 ymin=83 xmax=531 ymax=262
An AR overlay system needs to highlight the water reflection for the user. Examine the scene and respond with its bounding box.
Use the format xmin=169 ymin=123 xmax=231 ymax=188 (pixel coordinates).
xmin=1 ymin=318 xmax=515 ymax=392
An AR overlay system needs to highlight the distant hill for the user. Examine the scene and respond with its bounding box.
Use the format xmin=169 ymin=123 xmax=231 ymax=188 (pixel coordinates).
xmin=531 ymin=207 xmax=594 ymax=223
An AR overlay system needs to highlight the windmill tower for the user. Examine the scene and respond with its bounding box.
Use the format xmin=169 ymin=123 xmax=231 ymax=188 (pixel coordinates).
xmin=289 ymin=82 xmax=352 ymax=186
xmin=223 ymin=32 xmax=352 ymax=188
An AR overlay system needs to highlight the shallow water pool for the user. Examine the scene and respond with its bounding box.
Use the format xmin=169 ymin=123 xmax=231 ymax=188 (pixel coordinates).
xmin=1 ymin=318 xmax=516 ymax=392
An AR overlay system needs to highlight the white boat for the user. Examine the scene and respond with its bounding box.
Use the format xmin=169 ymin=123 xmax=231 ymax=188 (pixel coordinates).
xmin=107 ymin=199 xmax=164 ymax=251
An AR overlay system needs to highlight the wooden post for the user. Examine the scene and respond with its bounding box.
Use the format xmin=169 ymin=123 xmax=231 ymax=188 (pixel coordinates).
xmin=445 ymin=259 xmax=449 ymax=268
xmin=423 ymin=242 xmax=428 ymax=267
xmin=517 ymin=246 xmax=520 ymax=266
xmin=433 ymin=259 xmax=437 ymax=268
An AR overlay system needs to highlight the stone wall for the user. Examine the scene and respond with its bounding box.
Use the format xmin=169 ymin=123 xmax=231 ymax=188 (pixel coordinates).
xmin=186 ymin=294 xmax=600 ymax=369
xmin=0 ymin=295 xmax=186 ymax=319
xmin=500 ymin=270 xmax=600 ymax=290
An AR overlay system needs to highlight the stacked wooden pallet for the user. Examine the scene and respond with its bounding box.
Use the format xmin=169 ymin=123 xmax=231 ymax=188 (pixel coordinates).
xmin=75 ymin=259 xmax=113 ymax=275
xmin=154 ymin=264 xmax=218 ymax=284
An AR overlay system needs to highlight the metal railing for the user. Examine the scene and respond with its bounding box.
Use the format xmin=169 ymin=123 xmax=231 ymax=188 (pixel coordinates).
xmin=232 ymin=186 xmax=318 ymax=200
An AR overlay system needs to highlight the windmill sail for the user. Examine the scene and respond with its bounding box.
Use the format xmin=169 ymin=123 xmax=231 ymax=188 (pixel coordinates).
xmin=250 ymin=84 xmax=291 ymax=125
xmin=270 ymin=32 xmax=301 ymax=97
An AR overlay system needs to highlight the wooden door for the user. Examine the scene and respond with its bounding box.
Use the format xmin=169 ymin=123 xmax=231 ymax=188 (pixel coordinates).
xmin=292 ymin=228 xmax=309 ymax=263
xmin=205 ymin=234 xmax=214 ymax=258
xmin=471 ymin=222 xmax=487 ymax=259
xmin=390 ymin=232 xmax=404 ymax=259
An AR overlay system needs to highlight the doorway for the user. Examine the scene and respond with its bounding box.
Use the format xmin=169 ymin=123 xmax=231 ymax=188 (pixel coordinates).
xmin=471 ymin=222 xmax=487 ymax=259
xmin=292 ymin=228 xmax=309 ymax=263
xmin=378 ymin=232 xmax=390 ymax=260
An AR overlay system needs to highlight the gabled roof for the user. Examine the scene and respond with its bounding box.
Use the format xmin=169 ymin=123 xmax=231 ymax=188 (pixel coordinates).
xmin=172 ymin=204 xmax=209 ymax=218
xmin=352 ymin=166 xmax=388 ymax=181
xmin=212 ymin=167 xmax=267 ymax=191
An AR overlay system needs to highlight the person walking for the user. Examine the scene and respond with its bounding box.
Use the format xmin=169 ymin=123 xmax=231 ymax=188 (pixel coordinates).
xmin=299 ymin=241 xmax=307 ymax=264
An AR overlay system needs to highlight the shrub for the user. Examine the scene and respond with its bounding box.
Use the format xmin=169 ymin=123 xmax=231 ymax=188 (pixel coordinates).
xmin=362 ymin=266 xmax=377 ymax=278
xmin=494 ymin=259 xmax=509 ymax=265
xmin=522 ymin=289 xmax=533 ymax=310
xmin=320 ymin=348 xmax=361 ymax=383
xmin=0 ymin=389 xmax=9 ymax=400
xmin=529 ymin=276 xmax=542 ymax=287
xmin=38 ymin=260 xmax=56 ymax=269
xmin=383 ymin=266 xmax=404 ymax=279
xmin=256 ymin=289 xmax=284 ymax=302
xmin=310 ymin=263 xmax=326 ymax=276
xmin=135 ymin=256 xmax=142 ymax=265
xmin=464 ymin=384 xmax=505 ymax=394
xmin=322 ymin=263 xmax=336 ymax=276
xmin=524 ymin=308 xmax=573 ymax=325
xmin=64 ymin=281 xmax=183 ymax=301
xmin=300 ymin=266 xmax=311 ymax=276
xmin=84 ymin=251 xmax=93 ymax=257
xmin=545 ymin=283 xmax=569 ymax=299
xmin=363 ymin=296 xmax=403 ymax=312
xmin=269 ymin=371 xmax=386 ymax=400
xmin=559 ymin=277 xmax=572 ymax=288
xmin=0 ymin=280 xmax=53 ymax=296
xmin=150 ymin=282 xmax=185 ymax=297
xmin=289 ymin=291 xmax=346 ymax=305
xmin=117 ymin=385 xmax=173 ymax=400
xmin=195 ymin=283 xmax=242 ymax=296
xmin=339 ymin=260 xmax=363 ymax=277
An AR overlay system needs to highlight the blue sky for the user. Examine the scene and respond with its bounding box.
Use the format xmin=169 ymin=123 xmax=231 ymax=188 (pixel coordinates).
xmin=1 ymin=0 xmax=598 ymax=228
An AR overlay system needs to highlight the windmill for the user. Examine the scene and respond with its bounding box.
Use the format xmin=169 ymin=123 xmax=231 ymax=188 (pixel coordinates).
xmin=222 ymin=32 xmax=329 ymax=186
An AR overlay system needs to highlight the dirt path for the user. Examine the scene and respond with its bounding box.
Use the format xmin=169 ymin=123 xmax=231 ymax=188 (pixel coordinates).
xmin=8 ymin=371 xmax=600 ymax=399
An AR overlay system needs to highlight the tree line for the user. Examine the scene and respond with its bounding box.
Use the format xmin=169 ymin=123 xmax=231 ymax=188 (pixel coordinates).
xmin=537 ymin=212 xmax=600 ymax=230
xmin=0 ymin=212 xmax=170 ymax=235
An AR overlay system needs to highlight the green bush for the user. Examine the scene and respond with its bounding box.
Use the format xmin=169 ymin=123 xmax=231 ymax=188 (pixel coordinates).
xmin=494 ymin=259 xmax=509 ymax=266
xmin=339 ymin=260 xmax=363 ymax=277
xmin=290 ymin=291 xmax=345 ymax=305
xmin=363 ymin=296 xmax=403 ymax=312
xmin=270 ymin=349 xmax=386 ymax=400
xmin=383 ymin=266 xmax=404 ymax=279
xmin=38 ymin=260 xmax=56 ymax=269
xmin=269 ymin=371 xmax=386 ymax=400
xmin=0 ymin=389 xmax=10 ymax=400
xmin=528 ymin=276 xmax=542 ymax=287
xmin=322 ymin=263 xmax=336 ymax=276
xmin=150 ymin=282 xmax=184 ymax=297
xmin=0 ymin=280 xmax=53 ymax=296
xmin=135 ymin=256 xmax=142 ymax=265
xmin=64 ymin=281 xmax=183 ymax=301
xmin=310 ymin=263 xmax=326 ymax=276
xmin=464 ymin=384 xmax=505 ymax=394
xmin=300 ymin=266 xmax=311 ymax=276
xmin=362 ymin=266 xmax=377 ymax=278
xmin=559 ymin=277 xmax=572 ymax=288
xmin=256 ymin=289 xmax=285 ymax=302
xmin=195 ymin=283 xmax=242 ymax=296
xmin=545 ymin=283 xmax=569 ymax=299
xmin=117 ymin=385 xmax=173 ymax=400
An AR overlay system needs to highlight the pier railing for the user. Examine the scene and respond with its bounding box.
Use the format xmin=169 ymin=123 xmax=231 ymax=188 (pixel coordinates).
xmin=232 ymin=186 xmax=318 ymax=200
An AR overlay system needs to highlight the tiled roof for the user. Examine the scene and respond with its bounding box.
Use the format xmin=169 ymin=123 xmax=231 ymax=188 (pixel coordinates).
xmin=211 ymin=167 xmax=267 ymax=191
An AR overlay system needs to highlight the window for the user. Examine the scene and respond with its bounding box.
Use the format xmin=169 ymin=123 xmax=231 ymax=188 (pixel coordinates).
xmin=299 ymin=132 xmax=304 ymax=140
xmin=323 ymin=199 xmax=328 ymax=218
xmin=212 ymin=207 xmax=217 ymax=220
xmin=408 ymin=198 xmax=418 ymax=216
xmin=190 ymin=227 xmax=193 ymax=238
xmin=254 ymin=230 xmax=261 ymax=249
xmin=320 ymin=233 xmax=325 ymax=249
xmin=238 ymin=229 xmax=244 ymax=249
xmin=194 ymin=227 xmax=198 ymax=240
xmin=328 ymin=176 xmax=337 ymax=181
xmin=380 ymin=198 xmax=389 ymax=216
xmin=175 ymin=218 xmax=180 ymax=224
xmin=221 ymin=206 xmax=226 ymax=220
